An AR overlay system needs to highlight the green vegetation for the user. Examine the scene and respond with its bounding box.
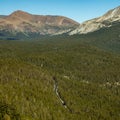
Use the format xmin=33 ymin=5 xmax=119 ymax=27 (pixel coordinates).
xmin=0 ymin=101 xmax=21 ymax=120
xmin=0 ymin=30 xmax=120 ymax=120
xmin=72 ymin=22 xmax=120 ymax=53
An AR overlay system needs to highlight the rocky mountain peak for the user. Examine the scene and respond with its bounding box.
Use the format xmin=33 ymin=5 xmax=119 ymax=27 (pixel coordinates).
xmin=70 ymin=6 xmax=120 ymax=35
xmin=8 ymin=10 xmax=33 ymax=20
xmin=105 ymin=6 xmax=120 ymax=17
xmin=10 ymin=10 xmax=31 ymax=17
xmin=0 ymin=10 xmax=79 ymax=35
xmin=97 ymin=6 xmax=120 ymax=22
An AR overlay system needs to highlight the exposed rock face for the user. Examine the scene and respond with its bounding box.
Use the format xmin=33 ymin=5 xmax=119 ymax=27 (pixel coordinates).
xmin=0 ymin=6 xmax=119 ymax=37
xmin=0 ymin=10 xmax=79 ymax=35
xmin=70 ymin=6 xmax=120 ymax=35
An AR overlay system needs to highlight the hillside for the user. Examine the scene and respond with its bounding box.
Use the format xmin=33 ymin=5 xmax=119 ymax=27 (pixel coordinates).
xmin=0 ymin=37 xmax=120 ymax=120
xmin=0 ymin=5 xmax=120 ymax=120
xmin=0 ymin=10 xmax=79 ymax=39
xmin=70 ymin=6 xmax=120 ymax=35
xmin=70 ymin=21 xmax=120 ymax=53
xmin=0 ymin=6 xmax=120 ymax=40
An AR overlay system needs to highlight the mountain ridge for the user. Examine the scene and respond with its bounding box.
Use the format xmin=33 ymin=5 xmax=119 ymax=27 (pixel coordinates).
xmin=0 ymin=10 xmax=79 ymax=36
xmin=70 ymin=6 xmax=120 ymax=35
xmin=0 ymin=6 xmax=120 ymax=39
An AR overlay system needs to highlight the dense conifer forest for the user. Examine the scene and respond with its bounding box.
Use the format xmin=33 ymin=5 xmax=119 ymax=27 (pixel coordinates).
xmin=0 ymin=24 xmax=120 ymax=120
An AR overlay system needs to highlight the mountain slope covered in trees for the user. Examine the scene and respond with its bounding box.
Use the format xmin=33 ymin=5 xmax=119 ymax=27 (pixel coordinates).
xmin=0 ymin=36 xmax=120 ymax=120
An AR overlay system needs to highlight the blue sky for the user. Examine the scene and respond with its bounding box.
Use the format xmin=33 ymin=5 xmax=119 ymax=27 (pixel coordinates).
xmin=0 ymin=0 xmax=120 ymax=23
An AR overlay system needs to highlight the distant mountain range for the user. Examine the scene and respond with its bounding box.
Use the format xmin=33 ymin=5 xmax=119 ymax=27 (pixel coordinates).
xmin=0 ymin=6 xmax=120 ymax=39
xmin=0 ymin=10 xmax=79 ymax=39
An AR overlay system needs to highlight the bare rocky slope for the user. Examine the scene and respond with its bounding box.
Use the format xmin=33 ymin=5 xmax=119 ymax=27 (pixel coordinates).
xmin=70 ymin=6 xmax=120 ymax=35
xmin=0 ymin=10 xmax=79 ymax=36
xmin=0 ymin=6 xmax=120 ymax=39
